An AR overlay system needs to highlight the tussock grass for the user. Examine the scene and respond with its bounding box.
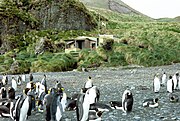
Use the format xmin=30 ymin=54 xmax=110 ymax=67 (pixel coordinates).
xmin=0 ymin=2 xmax=180 ymax=73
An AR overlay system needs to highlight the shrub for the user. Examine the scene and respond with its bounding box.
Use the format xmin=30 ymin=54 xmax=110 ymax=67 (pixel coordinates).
xmin=16 ymin=50 xmax=30 ymax=60
xmin=101 ymin=38 xmax=114 ymax=51
xmin=37 ymin=52 xmax=54 ymax=61
xmin=78 ymin=49 xmax=91 ymax=61
xmin=31 ymin=59 xmax=49 ymax=72
xmin=108 ymin=52 xmax=127 ymax=66
xmin=31 ymin=53 xmax=77 ymax=72
xmin=0 ymin=55 xmax=4 ymax=64
xmin=78 ymin=50 xmax=103 ymax=68
xmin=10 ymin=60 xmax=31 ymax=74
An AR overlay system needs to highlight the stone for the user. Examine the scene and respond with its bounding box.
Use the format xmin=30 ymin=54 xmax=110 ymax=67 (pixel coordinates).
xmin=35 ymin=37 xmax=54 ymax=55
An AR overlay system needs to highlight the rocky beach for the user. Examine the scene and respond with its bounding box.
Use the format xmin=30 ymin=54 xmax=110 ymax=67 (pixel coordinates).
xmin=0 ymin=63 xmax=180 ymax=121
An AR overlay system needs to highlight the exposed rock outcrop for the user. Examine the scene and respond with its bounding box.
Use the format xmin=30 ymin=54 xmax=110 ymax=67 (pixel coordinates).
xmin=0 ymin=0 xmax=97 ymax=52
xmin=30 ymin=0 xmax=97 ymax=31
xmin=108 ymin=0 xmax=138 ymax=14
xmin=35 ymin=37 xmax=54 ymax=55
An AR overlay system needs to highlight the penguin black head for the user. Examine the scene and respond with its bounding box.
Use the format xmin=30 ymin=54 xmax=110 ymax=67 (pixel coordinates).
xmin=171 ymin=96 xmax=175 ymax=100
xmin=81 ymin=88 xmax=87 ymax=93
xmin=55 ymin=81 xmax=64 ymax=92
xmin=48 ymin=88 xmax=56 ymax=95
xmin=89 ymin=76 xmax=92 ymax=79
xmin=154 ymin=98 xmax=159 ymax=103
xmin=97 ymin=111 xmax=103 ymax=117
xmin=126 ymin=91 xmax=133 ymax=99
xmin=8 ymin=87 xmax=15 ymax=99
xmin=23 ymin=88 xmax=31 ymax=95
xmin=176 ymin=72 xmax=179 ymax=76
xmin=169 ymin=93 xmax=179 ymax=102
xmin=109 ymin=101 xmax=113 ymax=106
xmin=30 ymin=82 xmax=35 ymax=89
xmin=169 ymin=76 xmax=172 ymax=79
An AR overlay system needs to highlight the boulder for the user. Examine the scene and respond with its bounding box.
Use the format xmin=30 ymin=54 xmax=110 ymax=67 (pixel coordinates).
xmin=10 ymin=60 xmax=20 ymax=74
xmin=35 ymin=37 xmax=54 ymax=55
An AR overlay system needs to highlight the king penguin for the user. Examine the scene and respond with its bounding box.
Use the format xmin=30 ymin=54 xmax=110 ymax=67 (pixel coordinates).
xmin=143 ymin=98 xmax=159 ymax=108
xmin=43 ymin=88 xmax=55 ymax=121
xmin=21 ymin=74 xmax=26 ymax=82
xmin=76 ymin=86 xmax=99 ymax=121
xmin=0 ymin=87 xmax=7 ymax=99
xmin=0 ymin=87 xmax=15 ymax=118
xmin=8 ymin=87 xmax=15 ymax=100
xmin=61 ymin=91 xmax=68 ymax=112
xmin=153 ymin=73 xmax=161 ymax=93
xmin=161 ymin=72 xmax=167 ymax=86
xmin=2 ymin=74 xmax=8 ymax=86
xmin=178 ymin=75 xmax=180 ymax=90
xmin=172 ymin=72 xmax=179 ymax=90
xmin=50 ymin=86 xmax=64 ymax=121
xmin=89 ymin=102 xmax=112 ymax=120
xmin=85 ymin=76 xmax=93 ymax=89
xmin=169 ymin=93 xmax=179 ymax=103
xmin=109 ymin=101 xmax=123 ymax=110
xmin=81 ymin=76 xmax=94 ymax=94
xmin=40 ymin=74 xmax=48 ymax=94
xmin=167 ymin=75 xmax=174 ymax=93
xmin=11 ymin=77 xmax=17 ymax=91
xmin=10 ymin=88 xmax=32 ymax=121
xmin=29 ymin=73 xmax=33 ymax=82
xmin=122 ymin=90 xmax=133 ymax=112
xmin=17 ymin=75 xmax=22 ymax=86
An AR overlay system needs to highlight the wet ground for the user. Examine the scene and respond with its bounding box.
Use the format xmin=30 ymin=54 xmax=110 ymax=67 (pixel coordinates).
xmin=0 ymin=63 xmax=180 ymax=121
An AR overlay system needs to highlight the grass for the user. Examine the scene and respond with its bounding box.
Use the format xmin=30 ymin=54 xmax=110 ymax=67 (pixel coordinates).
xmin=1 ymin=21 xmax=180 ymax=74
xmin=89 ymin=7 xmax=153 ymax=22
xmin=0 ymin=1 xmax=180 ymax=74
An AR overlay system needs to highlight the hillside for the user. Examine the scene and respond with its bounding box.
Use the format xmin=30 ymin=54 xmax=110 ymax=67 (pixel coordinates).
xmin=89 ymin=7 xmax=154 ymax=22
xmin=0 ymin=0 xmax=180 ymax=74
xmin=0 ymin=0 xmax=97 ymax=51
xmin=80 ymin=0 xmax=149 ymax=16
xmin=157 ymin=16 xmax=180 ymax=22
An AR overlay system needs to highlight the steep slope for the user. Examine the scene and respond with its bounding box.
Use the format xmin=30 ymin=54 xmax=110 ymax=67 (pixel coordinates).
xmin=0 ymin=0 xmax=97 ymax=51
xmin=80 ymin=0 xmax=146 ymax=15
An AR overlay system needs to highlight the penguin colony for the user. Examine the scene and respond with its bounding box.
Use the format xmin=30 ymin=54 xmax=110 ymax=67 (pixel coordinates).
xmin=0 ymin=70 xmax=179 ymax=121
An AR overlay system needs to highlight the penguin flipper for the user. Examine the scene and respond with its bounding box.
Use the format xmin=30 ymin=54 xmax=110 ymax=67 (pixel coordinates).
xmin=27 ymin=96 xmax=32 ymax=116
xmin=76 ymin=94 xmax=84 ymax=121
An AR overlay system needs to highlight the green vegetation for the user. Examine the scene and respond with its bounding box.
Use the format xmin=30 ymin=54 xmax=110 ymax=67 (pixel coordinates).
xmin=0 ymin=0 xmax=180 ymax=74
xmin=89 ymin=7 xmax=153 ymax=22
xmin=157 ymin=16 xmax=180 ymax=22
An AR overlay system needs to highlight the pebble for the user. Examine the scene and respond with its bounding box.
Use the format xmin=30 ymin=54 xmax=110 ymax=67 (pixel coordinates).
xmin=0 ymin=64 xmax=180 ymax=121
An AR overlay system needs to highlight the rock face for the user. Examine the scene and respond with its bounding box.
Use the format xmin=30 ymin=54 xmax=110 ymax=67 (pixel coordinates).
xmin=0 ymin=0 xmax=97 ymax=51
xmin=80 ymin=0 xmax=142 ymax=15
xmin=108 ymin=0 xmax=139 ymax=14
xmin=35 ymin=37 xmax=54 ymax=55
xmin=31 ymin=0 xmax=97 ymax=31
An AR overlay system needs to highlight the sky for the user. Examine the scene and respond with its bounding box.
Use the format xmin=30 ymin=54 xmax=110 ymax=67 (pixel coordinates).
xmin=121 ymin=0 xmax=180 ymax=19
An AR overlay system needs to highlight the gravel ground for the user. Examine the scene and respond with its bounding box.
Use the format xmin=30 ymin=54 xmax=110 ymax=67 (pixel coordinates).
xmin=0 ymin=63 xmax=180 ymax=121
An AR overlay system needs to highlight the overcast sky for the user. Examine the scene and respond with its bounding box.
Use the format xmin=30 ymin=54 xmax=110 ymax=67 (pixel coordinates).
xmin=121 ymin=0 xmax=180 ymax=19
